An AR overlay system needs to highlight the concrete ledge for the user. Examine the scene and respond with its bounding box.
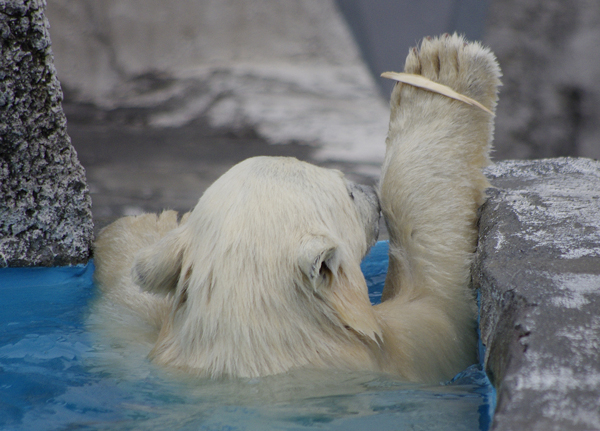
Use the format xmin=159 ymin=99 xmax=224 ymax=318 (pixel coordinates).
xmin=475 ymin=158 xmax=600 ymax=430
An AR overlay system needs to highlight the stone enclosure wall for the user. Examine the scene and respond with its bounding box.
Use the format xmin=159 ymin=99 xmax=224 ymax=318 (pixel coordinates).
xmin=43 ymin=0 xmax=389 ymax=165
xmin=476 ymin=158 xmax=600 ymax=430
xmin=484 ymin=0 xmax=600 ymax=160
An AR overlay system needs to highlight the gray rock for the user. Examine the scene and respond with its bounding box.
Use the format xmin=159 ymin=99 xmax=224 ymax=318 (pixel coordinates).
xmin=0 ymin=0 xmax=93 ymax=267
xmin=475 ymin=158 xmax=600 ymax=430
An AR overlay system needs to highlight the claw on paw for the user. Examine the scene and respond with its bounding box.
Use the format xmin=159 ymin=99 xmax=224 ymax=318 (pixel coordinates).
xmin=380 ymin=71 xmax=494 ymax=115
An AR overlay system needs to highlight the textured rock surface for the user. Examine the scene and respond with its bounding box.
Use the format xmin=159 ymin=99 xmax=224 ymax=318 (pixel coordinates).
xmin=44 ymin=0 xmax=388 ymax=166
xmin=475 ymin=158 xmax=600 ymax=430
xmin=484 ymin=0 xmax=600 ymax=160
xmin=0 ymin=0 xmax=93 ymax=267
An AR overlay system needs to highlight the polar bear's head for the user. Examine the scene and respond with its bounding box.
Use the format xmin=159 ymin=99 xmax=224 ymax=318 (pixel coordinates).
xmin=132 ymin=156 xmax=381 ymax=377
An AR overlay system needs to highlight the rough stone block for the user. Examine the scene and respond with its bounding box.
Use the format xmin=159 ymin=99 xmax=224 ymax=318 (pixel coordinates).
xmin=0 ymin=0 xmax=93 ymax=267
xmin=475 ymin=157 xmax=600 ymax=430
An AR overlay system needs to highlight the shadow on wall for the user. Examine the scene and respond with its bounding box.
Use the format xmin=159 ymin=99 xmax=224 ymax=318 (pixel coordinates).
xmin=337 ymin=0 xmax=600 ymax=161
xmin=335 ymin=0 xmax=489 ymax=97
xmin=483 ymin=0 xmax=600 ymax=160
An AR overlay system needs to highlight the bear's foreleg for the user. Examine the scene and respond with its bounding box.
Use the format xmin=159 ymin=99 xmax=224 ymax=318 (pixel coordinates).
xmin=375 ymin=34 xmax=501 ymax=382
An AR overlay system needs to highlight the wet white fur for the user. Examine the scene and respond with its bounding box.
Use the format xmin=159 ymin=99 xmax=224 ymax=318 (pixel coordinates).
xmin=93 ymin=34 xmax=501 ymax=383
xmin=376 ymin=34 xmax=501 ymax=381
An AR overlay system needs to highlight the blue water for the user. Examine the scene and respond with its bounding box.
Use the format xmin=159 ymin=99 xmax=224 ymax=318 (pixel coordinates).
xmin=0 ymin=241 xmax=495 ymax=430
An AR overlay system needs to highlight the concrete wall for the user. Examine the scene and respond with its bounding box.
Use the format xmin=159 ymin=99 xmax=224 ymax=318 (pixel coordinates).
xmin=45 ymin=0 xmax=600 ymax=162
xmin=484 ymin=0 xmax=600 ymax=160
xmin=476 ymin=158 xmax=600 ymax=430
xmin=336 ymin=0 xmax=490 ymax=96
xmin=45 ymin=0 xmax=389 ymax=165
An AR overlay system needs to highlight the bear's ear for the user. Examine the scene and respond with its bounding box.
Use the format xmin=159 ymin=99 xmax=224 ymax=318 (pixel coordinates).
xmin=298 ymin=235 xmax=341 ymax=291
xmin=132 ymin=227 xmax=187 ymax=296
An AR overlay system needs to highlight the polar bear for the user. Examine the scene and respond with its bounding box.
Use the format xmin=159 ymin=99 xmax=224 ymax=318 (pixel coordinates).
xmin=93 ymin=34 xmax=501 ymax=383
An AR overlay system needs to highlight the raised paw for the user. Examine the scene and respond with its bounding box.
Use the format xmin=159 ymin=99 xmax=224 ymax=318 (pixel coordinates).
xmin=402 ymin=34 xmax=501 ymax=112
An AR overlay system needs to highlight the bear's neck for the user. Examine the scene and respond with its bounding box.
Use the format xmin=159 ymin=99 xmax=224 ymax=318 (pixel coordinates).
xmin=149 ymin=281 xmax=372 ymax=378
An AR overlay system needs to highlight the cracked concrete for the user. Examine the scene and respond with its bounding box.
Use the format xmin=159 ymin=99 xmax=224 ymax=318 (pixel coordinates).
xmin=475 ymin=158 xmax=600 ymax=430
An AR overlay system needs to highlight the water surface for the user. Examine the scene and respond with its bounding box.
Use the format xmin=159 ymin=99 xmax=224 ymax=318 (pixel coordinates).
xmin=0 ymin=242 xmax=494 ymax=430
